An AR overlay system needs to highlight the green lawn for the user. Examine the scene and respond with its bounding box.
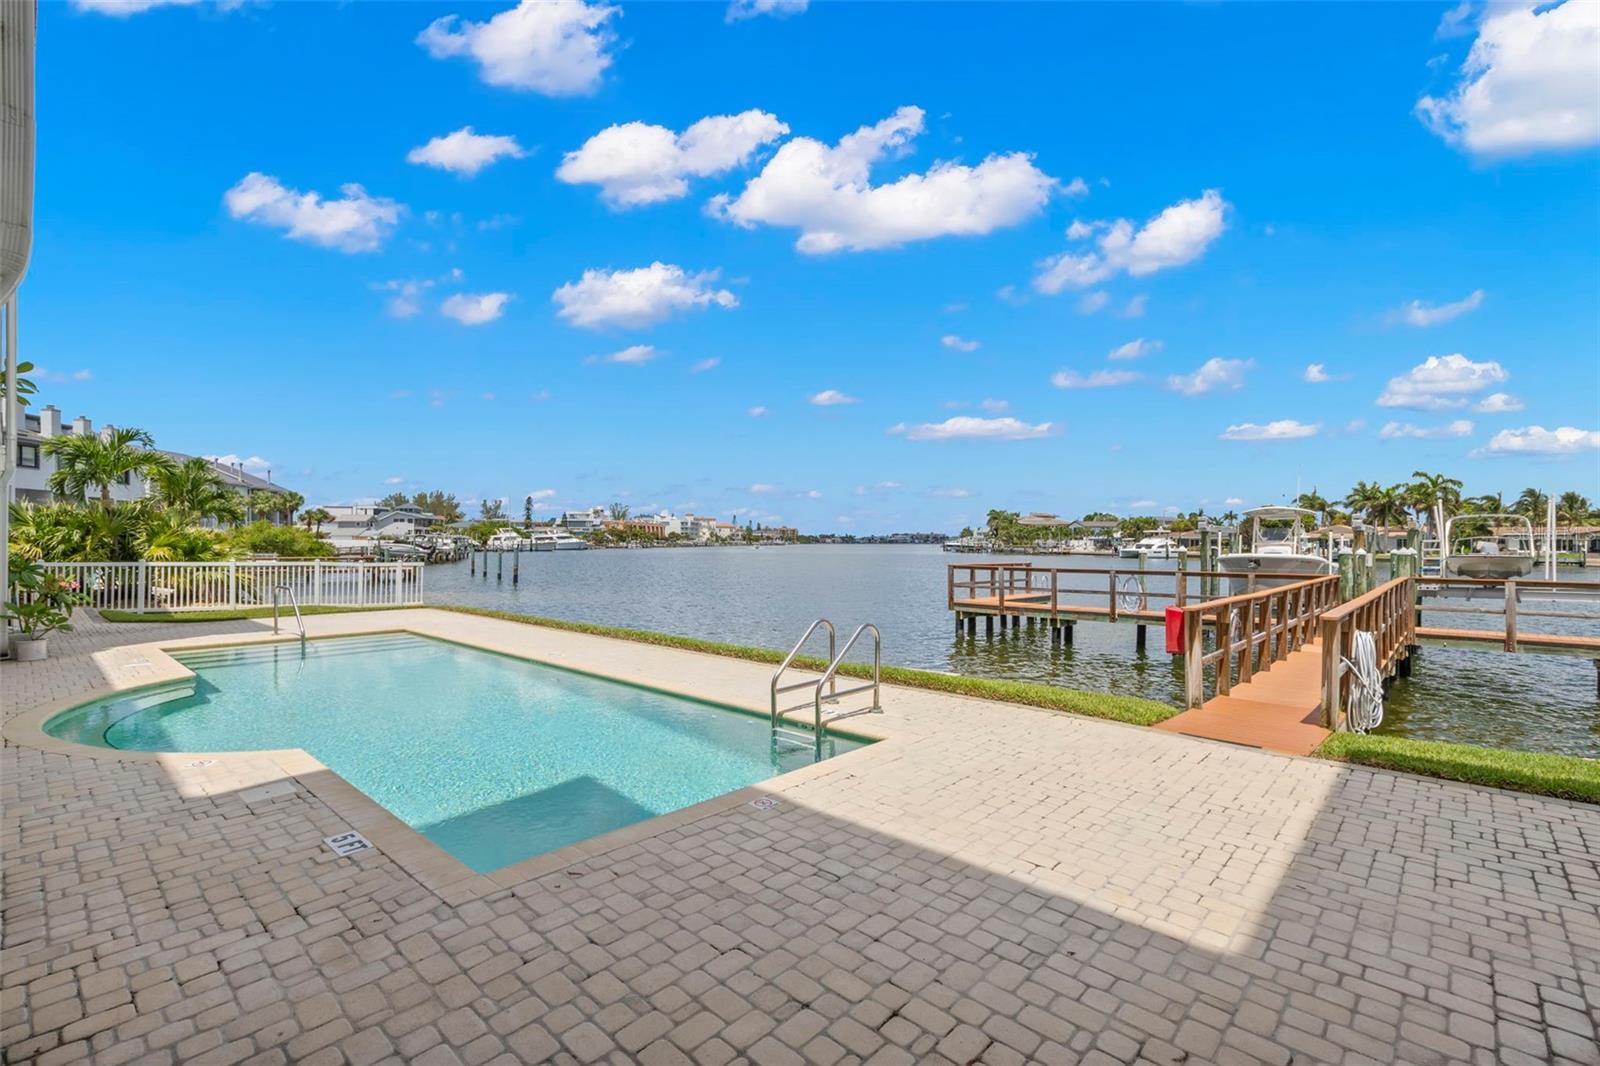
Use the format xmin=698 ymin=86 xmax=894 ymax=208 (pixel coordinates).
xmin=1317 ymin=732 xmax=1600 ymax=805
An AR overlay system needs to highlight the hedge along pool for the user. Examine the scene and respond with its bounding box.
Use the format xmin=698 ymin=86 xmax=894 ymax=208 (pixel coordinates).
xmin=44 ymin=634 xmax=868 ymax=873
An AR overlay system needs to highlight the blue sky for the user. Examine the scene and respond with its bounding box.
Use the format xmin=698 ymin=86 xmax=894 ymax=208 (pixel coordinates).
xmin=23 ymin=0 xmax=1600 ymax=531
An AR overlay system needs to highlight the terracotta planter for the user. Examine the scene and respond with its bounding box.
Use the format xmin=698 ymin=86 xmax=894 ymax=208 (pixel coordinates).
xmin=11 ymin=637 xmax=47 ymax=662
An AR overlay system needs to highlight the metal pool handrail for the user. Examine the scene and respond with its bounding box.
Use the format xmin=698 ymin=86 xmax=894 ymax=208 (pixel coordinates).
xmin=272 ymin=584 xmax=306 ymax=645
xmin=813 ymin=623 xmax=882 ymax=730
xmin=770 ymin=618 xmax=836 ymax=729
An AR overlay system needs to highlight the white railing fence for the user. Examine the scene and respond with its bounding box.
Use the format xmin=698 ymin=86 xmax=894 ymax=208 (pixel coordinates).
xmin=23 ymin=561 xmax=425 ymax=612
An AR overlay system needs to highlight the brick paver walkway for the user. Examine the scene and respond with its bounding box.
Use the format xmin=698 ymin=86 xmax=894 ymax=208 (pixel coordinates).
xmin=3 ymin=610 xmax=1598 ymax=1065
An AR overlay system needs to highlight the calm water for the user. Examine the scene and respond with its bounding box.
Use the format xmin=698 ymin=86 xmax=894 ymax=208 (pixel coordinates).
xmin=45 ymin=633 xmax=866 ymax=873
xmin=426 ymin=544 xmax=1600 ymax=758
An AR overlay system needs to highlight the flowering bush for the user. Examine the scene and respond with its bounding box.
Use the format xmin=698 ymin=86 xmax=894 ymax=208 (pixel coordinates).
xmin=5 ymin=561 xmax=86 ymax=640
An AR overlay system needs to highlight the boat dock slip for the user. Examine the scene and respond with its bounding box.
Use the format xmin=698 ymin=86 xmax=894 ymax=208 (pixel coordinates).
xmin=948 ymin=564 xmax=1600 ymax=755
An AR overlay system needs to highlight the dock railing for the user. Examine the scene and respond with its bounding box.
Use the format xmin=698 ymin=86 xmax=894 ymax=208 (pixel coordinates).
xmin=1319 ymin=576 xmax=1417 ymax=730
xmin=1178 ymin=574 xmax=1341 ymax=709
xmin=1415 ymin=576 xmax=1600 ymax=653
xmin=949 ymin=561 xmax=1314 ymax=622
xmin=25 ymin=560 xmax=425 ymax=612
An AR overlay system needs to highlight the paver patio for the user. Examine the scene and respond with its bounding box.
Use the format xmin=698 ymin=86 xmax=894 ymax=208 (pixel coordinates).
xmin=2 ymin=608 xmax=1598 ymax=1066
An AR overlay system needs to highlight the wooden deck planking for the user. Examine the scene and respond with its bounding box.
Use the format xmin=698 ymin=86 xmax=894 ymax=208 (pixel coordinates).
xmin=1153 ymin=641 xmax=1331 ymax=757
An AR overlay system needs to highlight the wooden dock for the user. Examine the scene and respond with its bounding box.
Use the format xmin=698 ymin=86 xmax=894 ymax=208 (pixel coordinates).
xmin=947 ymin=565 xmax=1600 ymax=752
xmin=1154 ymin=641 xmax=1330 ymax=756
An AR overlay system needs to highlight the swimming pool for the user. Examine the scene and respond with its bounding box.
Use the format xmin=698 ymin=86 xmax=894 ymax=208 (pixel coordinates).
xmin=44 ymin=633 xmax=868 ymax=873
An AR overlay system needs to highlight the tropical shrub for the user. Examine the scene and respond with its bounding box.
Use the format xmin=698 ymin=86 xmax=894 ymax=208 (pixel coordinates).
xmin=221 ymin=521 xmax=334 ymax=558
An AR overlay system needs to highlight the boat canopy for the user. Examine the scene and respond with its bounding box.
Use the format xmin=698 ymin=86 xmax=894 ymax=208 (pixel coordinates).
xmin=1241 ymin=505 xmax=1318 ymax=521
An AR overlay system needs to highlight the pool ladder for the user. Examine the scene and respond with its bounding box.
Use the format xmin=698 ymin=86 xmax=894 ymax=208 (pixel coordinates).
xmin=770 ymin=619 xmax=881 ymax=757
xmin=272 ymin=585 xmax=306 ymax=647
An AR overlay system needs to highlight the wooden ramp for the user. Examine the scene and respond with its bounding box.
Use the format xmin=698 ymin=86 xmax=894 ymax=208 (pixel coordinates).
xmin=1154 ymin=641 xmax=1331 ymax=756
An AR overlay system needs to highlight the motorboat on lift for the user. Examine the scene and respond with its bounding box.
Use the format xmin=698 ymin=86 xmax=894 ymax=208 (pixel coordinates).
xmin=1442 ymin=513 xmax=1536 ymax=580
xmin=1218 ymin=505 xmax=1336 ymax=592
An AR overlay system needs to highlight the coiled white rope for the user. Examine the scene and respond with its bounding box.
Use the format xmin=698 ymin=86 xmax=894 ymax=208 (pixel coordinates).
xmin=1342 ymin=629 xmax=1384 ymax=733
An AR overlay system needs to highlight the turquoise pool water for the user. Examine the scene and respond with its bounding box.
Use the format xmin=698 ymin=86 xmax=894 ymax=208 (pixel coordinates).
xmin=45 ymin=634 xmax=867 ymax=873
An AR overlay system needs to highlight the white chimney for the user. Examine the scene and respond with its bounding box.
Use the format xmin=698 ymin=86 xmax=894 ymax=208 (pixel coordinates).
xmin=71 ymin=415 xmax=91 ymax=435
xmin=38 ymin=404 xmax=59 ymax=437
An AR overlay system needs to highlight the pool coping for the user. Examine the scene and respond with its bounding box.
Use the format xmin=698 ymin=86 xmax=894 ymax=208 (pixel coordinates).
xmin=2 ymin=613 xmax=900 ymax=905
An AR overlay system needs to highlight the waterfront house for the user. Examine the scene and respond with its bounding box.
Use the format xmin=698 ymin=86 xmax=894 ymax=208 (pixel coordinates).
xmin=319 ymin=504 xmax=443 ymax=545
xmin=561 ymin=506 xmax=608 ymax=534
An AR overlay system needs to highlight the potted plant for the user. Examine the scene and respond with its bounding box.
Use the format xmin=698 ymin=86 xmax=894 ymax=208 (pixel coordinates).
xmin=5 ymin=563 xmax=83 ymax=662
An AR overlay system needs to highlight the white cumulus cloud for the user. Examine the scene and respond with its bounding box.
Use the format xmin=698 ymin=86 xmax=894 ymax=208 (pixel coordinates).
xmin=552 ymin=262 xmax=737 ymax=329
xmin=809 ymin=389 xmax=858 ymax=406
xmin=1050 ymin=369 xmax=1141 ymax=389
xmin=1378 ymin=354 xmax=1508 ymax=409
xmin=1167 ymin=357 xmax=1251 ymax=397
xmin=1218 ymin=420 xmax=1321 ymax=442
xmin=1417 ymin=0 xmax=1600 ymax=157
xmin=941 ymin=335 xmax=980 ymax=352
xmin=930 ymin=487 xmax=971 ymax=498
xmin=747 ymin=406 xmax=769 ymax=417
xmin=1477 ymin=425 xmax=1600 ymax=456
xmin=689 ymin=358 xmax=720 ymax=374
xmin=588 ymin=344 xmax=659 ymax=365
xmin=1108 ymin=338 xmax=1161 ymax=361
xmin=224 ymin=173 xmax=401 ymax=253
xmin=888 ymin=416 xmax=1056 ymax=442
xmin=206 ymin=453 xmax=272 ymax=472
xmin=417 ymin=0 xmax=619 ymax=96
xmin=726 ymin=0 xmax=807 ymax=21
xmin=711 ymin=106 xmax=1056 ymax=253
xmin=441 ymin=292 xmax=511 ymax=325
xmin=1034 ymin=189 xmax=1229 ymax=293
xmin=1388 ymin=289 xmax=1485 ymax=327
xmin=1377 ymin=419 xmax=1475 ymax=439
xmin=407 ymin=127 xmax=527 ymax=177
xmin=71 ymin=0 xmax=199 ymax=15
xmin=1303 ymin=363 xmax=1335 ymax=383
xmin=557 ymin=111 xmax=788 ymax=207
xmin=1476 ymin=392 xmax=1525 ymax=413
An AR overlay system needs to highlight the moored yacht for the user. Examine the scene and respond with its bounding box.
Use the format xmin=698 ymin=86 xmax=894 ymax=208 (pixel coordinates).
xmin=1118 ymin=535 xmax=1176 ymax=559
xmin=532 ymin=530 xmax=589 ymax=551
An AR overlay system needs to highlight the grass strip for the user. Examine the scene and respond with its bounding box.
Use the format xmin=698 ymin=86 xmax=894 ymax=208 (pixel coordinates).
xmin=439 ymin=606 xmax=1178 ymax=728
xmin=99 ymin=605 xmax=412 ymax=623
xmin=1316 ymin=732 xmax=1600 ymax=805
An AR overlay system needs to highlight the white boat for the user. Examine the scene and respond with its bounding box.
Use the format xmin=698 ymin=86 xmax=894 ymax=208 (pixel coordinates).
xmin=1442 ymin=513 xmax=1536 ymax=580
xmin=532 ymin=530 xmax=589 ymax=551
xmin=1119 ymin=535 xmax=1176 ymax=559
xmin=1219 ymin=505 xmax=1336 ymax=591
xmin=485 ymin=529 xmax=526 ymax=550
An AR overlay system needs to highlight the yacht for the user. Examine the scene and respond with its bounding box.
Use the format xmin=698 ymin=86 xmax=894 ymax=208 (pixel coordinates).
xmin=485 ymin=529 xmax=527 ymax=550
xmin=531 ymin=530 xmax=589 ymax=551
xmin=1218 ymin=505 xmax=1336 ymax=591
xmin=1442 ymin=513 xmax=1536 ymax=580
xmin=1118 ymin=535 xmax=1176 ymax=559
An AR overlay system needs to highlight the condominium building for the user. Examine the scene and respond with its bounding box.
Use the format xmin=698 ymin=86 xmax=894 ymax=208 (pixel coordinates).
xmin=8 ymin=403 xmax=297 ymax=523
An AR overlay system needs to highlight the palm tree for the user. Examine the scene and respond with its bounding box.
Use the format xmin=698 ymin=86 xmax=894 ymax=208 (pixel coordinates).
xmin=300 ymin=507 xmax=333 ymax=534
xmin=43 ymin=427 xmax=173 ymax=509
xmin=1345 ymin=483 xmax=1411 ymax=528
xmin=1408 ymin=470 xmax=1463 ymax=531
xmin=1513 ymin=488 xmax=1548 ymax=519
xmin=1465 ymin=492 xmax=1506 ymax=514
xmin=1557 ymin=491 xmax=1592 ymax=530
xmin=607 ymin=502 xmax=630 ymax=521
xmin=1294 ymin=489 xmax=1332 ymax=526
xmin=151 ymin=457 xmax=245 ymax=526
xmin=1221 ymin=510 xmax=1238 ymax=526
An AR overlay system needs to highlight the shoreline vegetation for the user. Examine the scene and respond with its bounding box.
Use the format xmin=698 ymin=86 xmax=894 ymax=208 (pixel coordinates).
xmin=97 ymin=604 xmax=1597 ymax=803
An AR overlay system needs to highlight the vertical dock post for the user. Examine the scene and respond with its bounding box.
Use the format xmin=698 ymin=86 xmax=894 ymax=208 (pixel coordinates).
xmin=470 ymin=551 xmax=476 ymax=577
xmin=1337 ymin=551 xmax=1356 ymax=602
xmin=512 ymin=549 xmax=519 ymax=586
xmin=1136 ymin=625 xmax=1147 ymax=651
xmin=497 ymin=550 xmax=504 ymax=582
